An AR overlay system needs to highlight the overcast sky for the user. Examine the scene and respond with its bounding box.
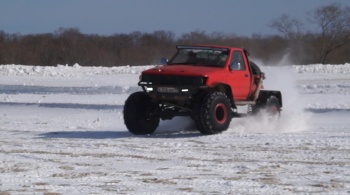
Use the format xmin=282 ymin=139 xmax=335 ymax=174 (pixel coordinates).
xmin=1 ymin=0 xmax=350 ymax=36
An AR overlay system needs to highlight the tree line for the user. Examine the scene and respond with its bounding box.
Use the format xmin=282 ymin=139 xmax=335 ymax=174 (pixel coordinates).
xmin=0 ymin=3 xmax=349 ymax=66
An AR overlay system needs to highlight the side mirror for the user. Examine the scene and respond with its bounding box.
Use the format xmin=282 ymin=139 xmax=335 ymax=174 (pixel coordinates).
xmin=159 ymin=58 xmax=168 ymax=65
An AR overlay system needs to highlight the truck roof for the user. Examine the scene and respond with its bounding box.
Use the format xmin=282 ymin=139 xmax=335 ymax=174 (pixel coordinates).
xmin=177 ymin=44 xmax=244 ymax=51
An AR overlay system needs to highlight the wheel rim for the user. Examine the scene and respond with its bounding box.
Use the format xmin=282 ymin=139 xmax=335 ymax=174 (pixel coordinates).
xmin=214 ymin=103 xmax=227 ymax=124
xmin=143 ymin=103 xmax=157 ymax=121
xmin=272 ymin=106 xmax=278 ymax=112
xmin=267 ymin=104 xmax=280 ymax=116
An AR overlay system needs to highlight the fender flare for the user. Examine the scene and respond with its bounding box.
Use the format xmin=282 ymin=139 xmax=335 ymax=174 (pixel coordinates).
xmin=256 ymin=90 xmax=283 ymax=107
xmin=205 ymin=83 xmax=236 ymax=109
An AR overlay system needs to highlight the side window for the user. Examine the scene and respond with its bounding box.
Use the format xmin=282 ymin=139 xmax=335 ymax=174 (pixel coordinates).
xmin=229 ymin=51 xmax=246 ymax=70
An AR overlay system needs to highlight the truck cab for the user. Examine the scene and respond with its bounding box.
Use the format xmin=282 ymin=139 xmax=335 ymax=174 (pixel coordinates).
xmin=226 ymin=49 xmax=252 ymax=100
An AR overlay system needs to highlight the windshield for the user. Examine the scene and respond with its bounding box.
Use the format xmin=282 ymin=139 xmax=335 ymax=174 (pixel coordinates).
xmin=168 ymin=47 xmax=229 ymax=67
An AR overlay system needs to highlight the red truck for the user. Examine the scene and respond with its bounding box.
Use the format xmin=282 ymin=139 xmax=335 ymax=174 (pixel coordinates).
xmin=124 ymin=45 xmax=282 ymax=135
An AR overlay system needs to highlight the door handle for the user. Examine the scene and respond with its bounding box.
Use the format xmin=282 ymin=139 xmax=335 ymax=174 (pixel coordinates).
xmin=245 ymin=74 xmax=248 ymax=77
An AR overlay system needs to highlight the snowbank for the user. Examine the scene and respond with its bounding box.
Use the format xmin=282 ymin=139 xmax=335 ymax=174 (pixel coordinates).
xmin=293 ymin=63 xmax=350 ymax=74
xmin=0 ymin=64 xmax=154 ymax=77
xmin=0 ymin=63 xmax=349 ymax=194
xmin=1 ymin=63 xmax=350 ymax=77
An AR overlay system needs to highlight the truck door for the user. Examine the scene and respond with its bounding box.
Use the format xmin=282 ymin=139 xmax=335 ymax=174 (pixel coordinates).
xmin=228 ymin=51 xmax=251 ymax=100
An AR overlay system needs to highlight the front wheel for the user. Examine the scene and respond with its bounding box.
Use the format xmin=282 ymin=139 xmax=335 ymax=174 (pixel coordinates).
xmin=196 ymin=92 xmax=232 ymax=135
xmin=123 ymin=92 xmax=160 ymax=135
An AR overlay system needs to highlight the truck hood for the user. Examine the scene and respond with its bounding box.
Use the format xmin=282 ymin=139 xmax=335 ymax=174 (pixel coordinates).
xmin=142 ymin=65 xmax=223 ymax=76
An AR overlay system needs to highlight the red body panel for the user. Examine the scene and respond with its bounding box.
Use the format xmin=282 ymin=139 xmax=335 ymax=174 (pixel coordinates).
xmin=141 ymin=45 xmax=253 ymax=101
xmin=142 ymin=65 xmax=223 ymax=77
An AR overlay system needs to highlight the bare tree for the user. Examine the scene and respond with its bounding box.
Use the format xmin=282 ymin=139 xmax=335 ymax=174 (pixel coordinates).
xmin=310 ymin=3 xmax=350 ymax=63
xmin=178 ymin=30 xmax=211 ymax=44
xmin=270 ymin=14 xmax=304 ymax=40
xmin=269 ymin=14 xmax=308 ymax=64
xmin=2 ymin=25 xmax=350 ymax=66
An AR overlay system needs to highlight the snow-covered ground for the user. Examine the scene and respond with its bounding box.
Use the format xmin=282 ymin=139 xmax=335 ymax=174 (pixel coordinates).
xmin=0 ymin=63 xmax=349 ymax=194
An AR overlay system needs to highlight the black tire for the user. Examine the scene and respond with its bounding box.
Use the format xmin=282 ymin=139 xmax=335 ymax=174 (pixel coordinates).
xmin=192 ymin=92 xmax=206 ymax=130
xmin=123 ymin=91 xmax=160 ymax=135
xmin=252 ymin=96 xmax=281 ymax=116
xmin=197 ymin=92 xmax=232 ymax=135
xmin=265 ymin=96 xmax=281 ymax=116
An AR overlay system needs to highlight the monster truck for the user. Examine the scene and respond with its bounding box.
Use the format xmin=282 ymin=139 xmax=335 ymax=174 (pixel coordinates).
xmin=123 ymin=45 xmax=282 ymax=135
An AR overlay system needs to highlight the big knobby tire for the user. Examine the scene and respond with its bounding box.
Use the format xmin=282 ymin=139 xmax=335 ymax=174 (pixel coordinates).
xmin=265 ymin=96 xmax=281 ymax=116
xmin=252 ymin=96 xmax=281 ymax=116
xmin=197 ymin=92 xmax=232 ymax=135
xmin=123 ymin=91 xmax=160 ymax=135
xmin=192 ymin=92 xmax=206 ymax=131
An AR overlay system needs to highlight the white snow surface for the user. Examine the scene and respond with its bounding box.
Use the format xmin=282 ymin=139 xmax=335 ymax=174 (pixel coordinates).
xmin=0 ymin=63 xmax=349 ymax=194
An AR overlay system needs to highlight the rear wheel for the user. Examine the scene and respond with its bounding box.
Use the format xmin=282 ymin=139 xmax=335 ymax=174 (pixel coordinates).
xmin=123 ymin=92 xmax=160 ymax=135
xmin=265 ymin=96 xmax=281 ymax=116
xmin=252 ymin=96 xmax=281 ymax=116
xmin=197 ymin=92 xmax=232 ymax=135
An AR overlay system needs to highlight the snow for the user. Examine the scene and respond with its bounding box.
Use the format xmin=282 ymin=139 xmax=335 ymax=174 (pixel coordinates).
xmin=0 ymin=63 xmax=349 ymax=194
